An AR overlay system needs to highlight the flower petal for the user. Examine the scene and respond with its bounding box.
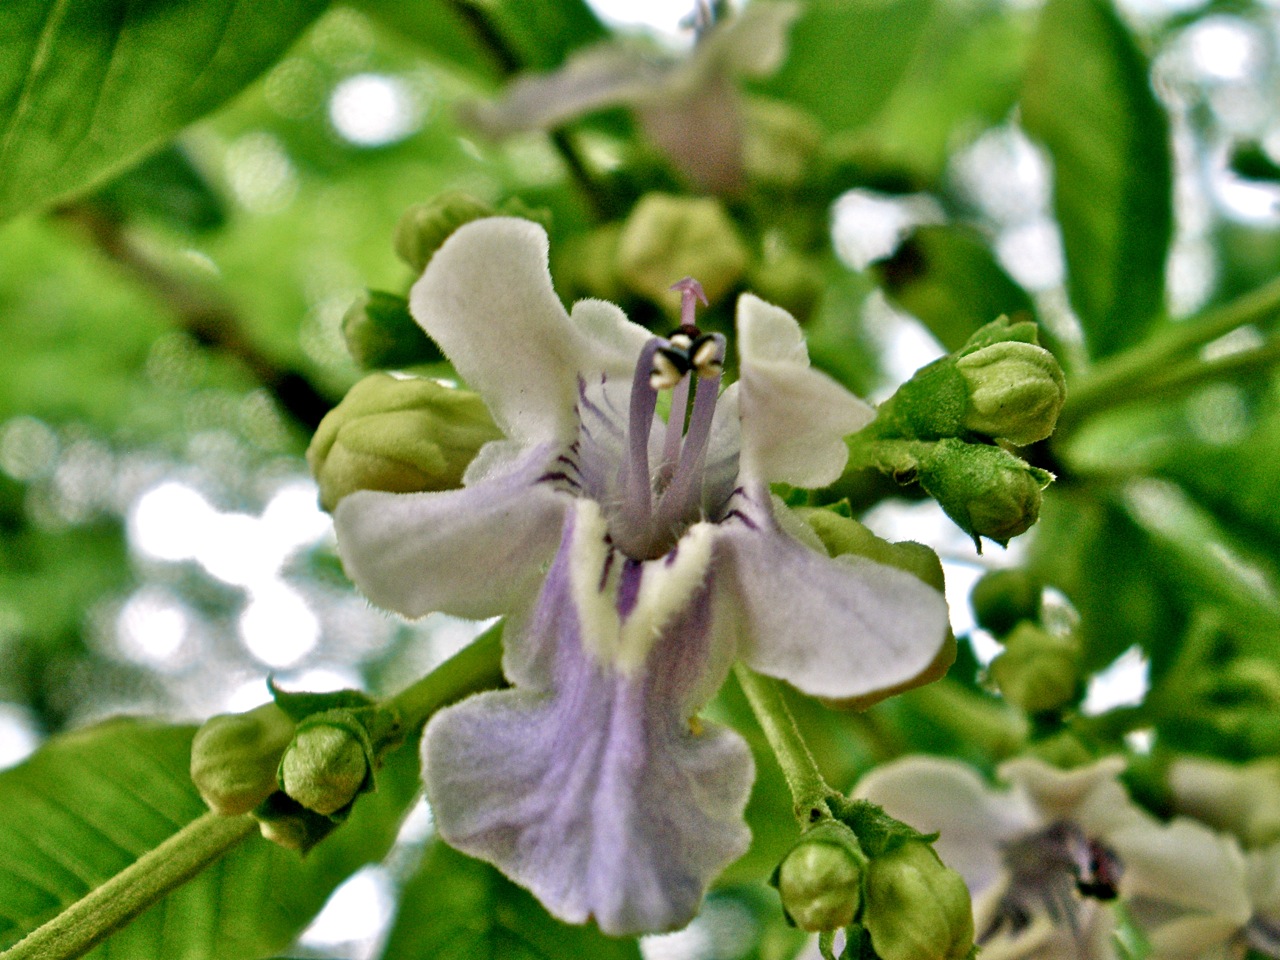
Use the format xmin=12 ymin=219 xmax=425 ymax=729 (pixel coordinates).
xmin=717 ymin=488 xmax=950 ymax=700
xmin=333 ymin=443 xmax=569 ymax=619
xmin=424 ymin=511 xmax=753 ymax=935
xmin=1111 ymin=817 xmax=1251 ymax=956
xmin=410 ymin=219 xmax=649 ymax=444
xmin=855 ymin=756 xmax=1036 ymax=897
xmin=735 ymin=294 xmax=873 ymax=487
xmin=998 ymin=756 xmax=1147 ymax=840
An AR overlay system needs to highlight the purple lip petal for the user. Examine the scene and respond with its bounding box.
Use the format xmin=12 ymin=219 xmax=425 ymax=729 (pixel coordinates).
xmin=424 ymin=515 xmax=753 ymax=936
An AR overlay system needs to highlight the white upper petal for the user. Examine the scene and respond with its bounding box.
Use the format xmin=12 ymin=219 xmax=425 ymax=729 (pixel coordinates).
xmin=734 ymin=293 xmax=873 ymax=487
xmin=410 ymin=218 xmax=650 ymax=445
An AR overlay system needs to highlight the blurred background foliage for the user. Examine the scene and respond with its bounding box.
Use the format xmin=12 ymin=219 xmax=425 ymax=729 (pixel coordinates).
xmin=2 ymin=0 xmax=1280 ymax=956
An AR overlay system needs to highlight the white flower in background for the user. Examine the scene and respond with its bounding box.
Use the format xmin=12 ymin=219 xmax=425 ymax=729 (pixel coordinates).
xmin=856 ymin=756 xmax=1143 ymax=960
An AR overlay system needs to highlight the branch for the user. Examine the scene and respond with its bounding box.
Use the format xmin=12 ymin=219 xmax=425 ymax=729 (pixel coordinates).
xmin=54 ymin=202 xmax=335 ymax=431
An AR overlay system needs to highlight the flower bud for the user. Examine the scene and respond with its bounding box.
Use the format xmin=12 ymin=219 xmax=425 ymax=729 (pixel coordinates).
xmin=280 ymin=722 xmax=371 ymax=816
xmin=970 ymin=569 xmax=1043 ymax=637
xmin=341 ymin=290 xmax=442 ymax=370
xmin=190 ymin=703 xmax=295 ymax=815
xmin=393 ymin=193 xmax=495 ymax=273
xmin=916 ymin=439 xmax=1053 ymax=548
xmin=956 ymin=341 xmax=1066 ymax=445
xmin=742 ymin=97 xmax=823 ymax=188
xmin=774 ymin=821 xmax=866 ymax=931
xmin=988 ymin=622 xmax=1082 ymax=714
xmin=253 ymin=791 xmax=339 ymax=853
xmin=864 ymin=841 xmax=974 ymax=960
xmin=307 ymin=373 xmax=502 ymax=512
xmin=616 ymin=193 xmax=749 ymax=310
xmin=748 ymin=252 xmax=824 ymax=323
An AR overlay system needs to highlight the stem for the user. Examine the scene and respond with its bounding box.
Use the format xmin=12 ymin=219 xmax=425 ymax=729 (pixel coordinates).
xmin=1099 ymin=336 xmax=1280 ymax=410
xmin=1063 ymin=274 xmax=1280 ymax=425
xmin=3 ymin=629 xmax=506 ymax=960
xmin=733 ymin=664 xmax=836 ymax=825
xmin=53 ymin=203 xmax=334 ymax=431
xmin=0 ymin=813 xmax=257 ymax=960
xmin=445 ymin=0 xmax=610 ymax=220
xmin=384 ymin=620 xmax=506 ymax=732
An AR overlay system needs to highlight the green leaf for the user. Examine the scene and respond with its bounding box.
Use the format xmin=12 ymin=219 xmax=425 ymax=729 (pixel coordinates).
xmin=1020 ymin=0 xmax=1173 ymax=358
xmin=380 ymin=839 xmax=642 ymax=960
xmin=875 ymin=225 xmax=1036 ymax=352
xmin=0 ymin=0 xmax=329 ymax=220
xmin=854 ymin=2 xmax=1030 ymax=183
xmin=89 ymin=144 xmax=226 ymax=233
xmin=0 ymin=718 xmax=420 ymax=959
xmin=355 ymin=0 xmax=607 ymax=83
xmin=757 ymin=0 xmax=936 ymax=134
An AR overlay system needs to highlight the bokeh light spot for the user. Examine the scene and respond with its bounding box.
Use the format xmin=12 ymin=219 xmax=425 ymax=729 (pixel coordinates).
xmin=329 ymin=74 xmax=423 ymax=147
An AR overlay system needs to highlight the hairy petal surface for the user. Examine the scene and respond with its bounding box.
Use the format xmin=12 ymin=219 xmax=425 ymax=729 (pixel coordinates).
xmin=410 ymin=218 xmax=649 ymax=444
xmin=735 ymin=294 xmax=873 ymax=487
xmin=716 ymin=489 xmax=949 ymax=700
xmin=424 ymin=509 xmax=753 ymax=936
xmin=334 ymin=443 xmax=568 ymax=619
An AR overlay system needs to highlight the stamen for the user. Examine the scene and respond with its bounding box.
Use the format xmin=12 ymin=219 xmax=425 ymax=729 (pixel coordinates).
xmin=656 ymin=334 xmax=725 ymax=527
xmin=626 ymin=339 xmax=663 ymax=527
xmin=661 ymin=372 xmax=691 ymax=474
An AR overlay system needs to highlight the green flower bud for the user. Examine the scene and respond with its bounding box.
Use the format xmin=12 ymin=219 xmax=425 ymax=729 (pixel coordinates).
xmin=970 ymin=569 xmax=1043 ymax=637
xmin=956 ymin=341 xmax=1066 ymax=445
xmin=616 ymin=193 xmax=749 ymax=310
xmin=280 ymin=722 xmax=371 ymax=816
xmin=774 ymin=821 xmax=866 ymax=931
xmin=552 ymin=223 xmax=625 ymax=303
xmin=190 ymin=703 xmax=296 ymax=816
xmin=864 ymin=841 xmax=974 ymax=960
xmin=742 ymin=98 xmax=823 ymax=188
xmin=394 ymin=193 xmax=495 ymax=274
xmin=748 ymin=253 xmax=824 ymax=323
xmin=916 ymin=439 xmax=1053 ymax=548
xmin=253 ymin=791 xmax=339 ymax=853
xmin=988 ymin=622 xmax=1082 ymax=714
xmin=341 ymin=290 xmax=442 ymax=370
xmin=307 ymin=373 xmax=502 ymax=512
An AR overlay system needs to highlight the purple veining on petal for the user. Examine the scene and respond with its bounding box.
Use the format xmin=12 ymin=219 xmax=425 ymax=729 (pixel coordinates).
xmin=616 ymin=558 xmax=644 ymax=618
xmin=423 ymin=511 xmax=753 ymax=935
xmin=598 ymin=546 xmax=616 ymax=592
xmin=577 ymin=375 xmax=623 ymax=438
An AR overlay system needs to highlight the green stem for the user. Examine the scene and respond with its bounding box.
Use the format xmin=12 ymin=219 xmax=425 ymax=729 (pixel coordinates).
xmin=3 ymin=629 xmax=506 ymax=960
xmin=445 ymin=0 xmax=610 ymax=220
xmin=733 ymin=665 xmax=836 ymax=825
xmin=384 ymin=621 xmax=506 ymax=734
xmin=1063 ymin=274 xmax=1280 ymax=425
xmin=1102 ymin=335 xmax=1280 ymax=409
xmin=0 ymin=813 xmax=257 ymax=960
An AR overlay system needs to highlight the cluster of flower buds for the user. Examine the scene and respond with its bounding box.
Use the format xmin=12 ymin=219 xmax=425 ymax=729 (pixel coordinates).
xmin=189 ymin=685 xmax=398 ymax=852
xmin=772 ymin=798 xmax=975 ymax=960
xmin=847 ymin=316 xmax=1065 ymax=548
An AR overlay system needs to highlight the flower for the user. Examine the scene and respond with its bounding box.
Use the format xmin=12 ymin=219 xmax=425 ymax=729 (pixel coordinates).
xmin=334 ymin=217 xmax=950 ymax=935
xmin=463 ymin=4 xmax=799 ymax=193
xmin=856 ymin=755 xmax=1266 ymax=960
xmin=855 ymin=756 xmax=1145 ymax=960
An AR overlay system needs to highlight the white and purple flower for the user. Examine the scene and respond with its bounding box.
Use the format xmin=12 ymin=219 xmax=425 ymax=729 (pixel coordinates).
xmin=334 ymin=217 xmax=950 ymax=935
